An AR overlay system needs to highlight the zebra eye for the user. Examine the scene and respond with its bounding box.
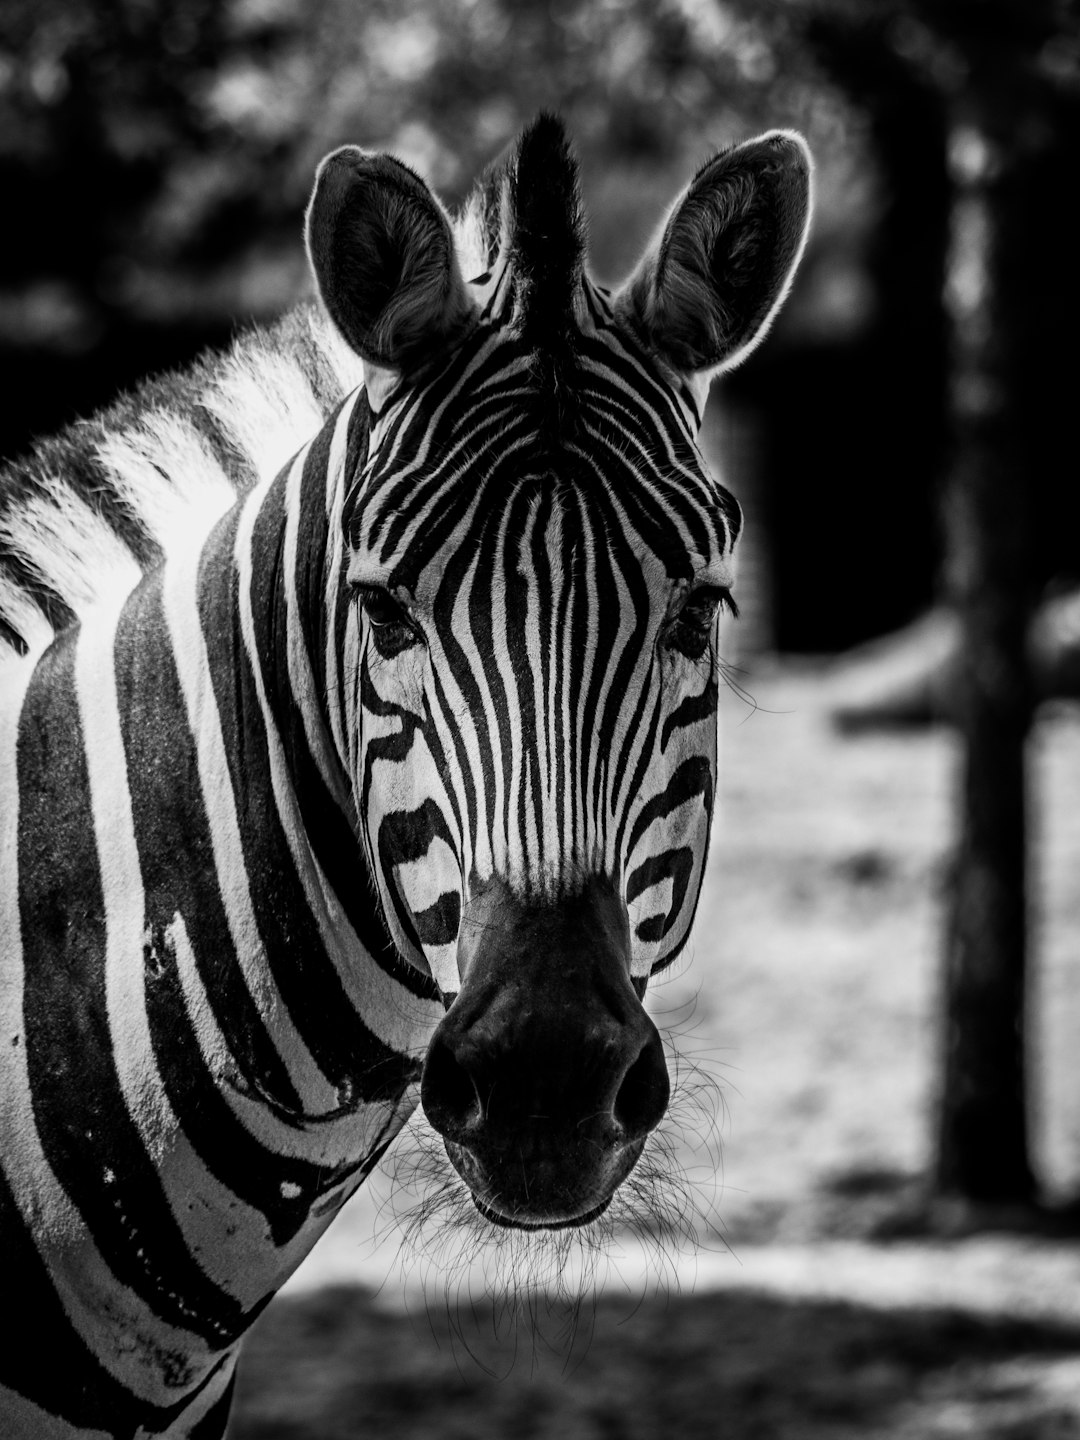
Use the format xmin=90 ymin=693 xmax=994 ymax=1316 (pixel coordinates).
xmin=665 ymin=586 xmax=738 ymax=661
xmin=352 ymin=585 xmax=420 ymax=658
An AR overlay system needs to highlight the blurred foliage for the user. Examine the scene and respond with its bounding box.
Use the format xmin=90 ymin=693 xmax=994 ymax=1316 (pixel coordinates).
xmin=0 ymin=0 xmax=1077 ymax=646
xmin=0 ymin=0 xmax=864 ymax=457
xmin=0 ymin=0 xmax=867 ymax=506
xmin=0 ymin=0 xmax=863 ymax=323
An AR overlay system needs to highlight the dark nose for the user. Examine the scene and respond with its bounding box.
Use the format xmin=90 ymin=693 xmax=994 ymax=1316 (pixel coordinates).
xmin=422 ymin=997 xmax=669 ymax=1147
xmin=420 ymin=875 xmax=670 ymax=1226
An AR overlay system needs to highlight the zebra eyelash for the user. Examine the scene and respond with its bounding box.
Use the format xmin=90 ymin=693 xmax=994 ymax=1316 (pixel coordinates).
xmin=663 ymin=585 xmax=738 ymax=661
xmin=348 ymin=583 xmax=423 ymax=656
xmin=673 ymin=584 xmax=739 ymax=626
xmin=697 ymin=585 xmax=739 ymax=621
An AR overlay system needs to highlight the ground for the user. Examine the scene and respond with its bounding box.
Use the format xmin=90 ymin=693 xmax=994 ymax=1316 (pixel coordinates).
xmin=231 ymin=663 xmax=1080 ymax=1438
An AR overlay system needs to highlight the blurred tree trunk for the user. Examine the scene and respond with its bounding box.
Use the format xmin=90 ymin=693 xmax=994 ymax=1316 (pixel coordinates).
xmin=773 ymin=0 xmax=1068 ymax=1212
xmin=792 ymin=2 xmax=1036 ymax=1205
xmin=933 ymin=16 xmax=1057 ymax=1207
xmin=936 ymin=113 xmax=1033 ymax=1206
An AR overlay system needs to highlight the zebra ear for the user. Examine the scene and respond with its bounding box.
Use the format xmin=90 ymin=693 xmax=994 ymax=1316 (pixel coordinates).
xmin=306 ymin=147 xmax=473 ymax=374
xmin=615 ymin=131 xmax=812 ymax=389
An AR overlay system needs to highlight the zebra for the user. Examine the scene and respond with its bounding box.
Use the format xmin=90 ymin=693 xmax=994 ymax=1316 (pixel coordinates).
xmin=0 ymin=114 xmax=811 ymax=1437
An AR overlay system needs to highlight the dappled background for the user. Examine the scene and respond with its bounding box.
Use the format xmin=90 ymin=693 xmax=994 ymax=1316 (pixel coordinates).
xmin=3 ymin=0 xmax=1080 ymax=1433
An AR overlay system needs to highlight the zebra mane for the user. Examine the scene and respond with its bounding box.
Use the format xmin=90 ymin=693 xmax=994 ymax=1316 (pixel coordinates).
xmin=506 ymin=113 xmax=587 ymax=355
xmin=0 ymin=303 xmax=362 ymax=668
xmin=456 ymin=113 xmax=587 ymax=442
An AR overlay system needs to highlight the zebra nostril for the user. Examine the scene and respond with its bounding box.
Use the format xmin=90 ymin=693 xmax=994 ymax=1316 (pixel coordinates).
xmin=420 ymin=1030 xmax=483 ymax=1142
xmin=613 ymin=1031 xmax=670 ymax=1142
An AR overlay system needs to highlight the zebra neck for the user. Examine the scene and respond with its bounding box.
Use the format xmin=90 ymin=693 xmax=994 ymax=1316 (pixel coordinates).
xmin=170 ymin=391 xmax=441 ymax=1113
xmin=227 ymin=402 xmax=360 ymax=822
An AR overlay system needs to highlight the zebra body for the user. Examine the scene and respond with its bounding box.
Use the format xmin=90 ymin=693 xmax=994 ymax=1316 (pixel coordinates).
xmin=0 ymin=116 xmax=811 ymax=1436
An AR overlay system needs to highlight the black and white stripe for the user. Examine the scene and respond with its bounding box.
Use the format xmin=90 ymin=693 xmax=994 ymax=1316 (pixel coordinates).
xmin=349 ymin=306 xmax=737 ymax=992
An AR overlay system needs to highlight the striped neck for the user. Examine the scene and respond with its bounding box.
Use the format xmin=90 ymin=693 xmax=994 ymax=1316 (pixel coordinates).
xmin=126 ymin=385 xmax=443 ymax=1131
xmin=214 ymin=392 xmax=364 ymax=825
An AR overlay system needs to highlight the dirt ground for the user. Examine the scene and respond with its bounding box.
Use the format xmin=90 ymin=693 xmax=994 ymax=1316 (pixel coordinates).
xmin=231 ymin=664 xmax=1080 ymax=1438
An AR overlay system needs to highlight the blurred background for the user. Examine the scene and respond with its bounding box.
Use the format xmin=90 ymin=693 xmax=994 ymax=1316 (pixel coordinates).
xmin=3 ymin=0 xmax=1080 ymax=1433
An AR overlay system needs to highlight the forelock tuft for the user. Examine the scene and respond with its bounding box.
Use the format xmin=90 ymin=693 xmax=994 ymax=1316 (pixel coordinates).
xmin=509 ymin=114 xmax=586 ymax=346
xmin=507 ymin=114 xmax=587 ymax=440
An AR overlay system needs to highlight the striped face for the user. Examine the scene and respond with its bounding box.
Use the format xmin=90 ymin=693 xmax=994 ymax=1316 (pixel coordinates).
xmin=308 ymin=114 xmax=811 ymax=1225
xmin=344 ymin=317 xmax=738 ymax=998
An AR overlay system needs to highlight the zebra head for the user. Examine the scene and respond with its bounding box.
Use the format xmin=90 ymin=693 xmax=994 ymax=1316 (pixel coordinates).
xmin=307 ymin=116 xmax=811 ymax=1229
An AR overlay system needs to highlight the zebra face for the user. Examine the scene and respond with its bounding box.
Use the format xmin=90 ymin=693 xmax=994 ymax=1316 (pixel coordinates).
xmin=345 ymin=379 xmax=736 ymax=996
xmin=309 ymin=116 xmax=811 ymax=1227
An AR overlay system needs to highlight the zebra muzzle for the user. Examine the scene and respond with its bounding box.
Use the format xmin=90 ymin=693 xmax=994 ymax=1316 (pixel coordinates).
xmin=419 ymin=874 xmax=670 ymax=1228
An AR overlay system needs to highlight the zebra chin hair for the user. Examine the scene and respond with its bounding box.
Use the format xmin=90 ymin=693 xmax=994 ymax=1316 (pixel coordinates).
xmin=374 ymin=1015 xmax=727 ymax=1350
